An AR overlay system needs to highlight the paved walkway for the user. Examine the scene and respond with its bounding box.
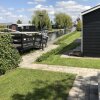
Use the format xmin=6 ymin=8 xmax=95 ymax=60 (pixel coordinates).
xmin=19 ymin=43 xmax=100 ymax=100
xmin=19 ymin=44 xmax=58 ymax=68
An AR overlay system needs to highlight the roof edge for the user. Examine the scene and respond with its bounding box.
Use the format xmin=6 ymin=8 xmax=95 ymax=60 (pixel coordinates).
xmin=82 ymin=4 xmax=100 ymax=15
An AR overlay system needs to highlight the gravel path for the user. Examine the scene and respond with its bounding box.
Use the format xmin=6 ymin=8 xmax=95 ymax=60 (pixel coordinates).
xmin=19 ymin=44 xmax=58 ymax=68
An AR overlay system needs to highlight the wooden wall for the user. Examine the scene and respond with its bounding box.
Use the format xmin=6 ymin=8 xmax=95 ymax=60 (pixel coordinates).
xmin=83 ymin=8 xmax=100 ymax=56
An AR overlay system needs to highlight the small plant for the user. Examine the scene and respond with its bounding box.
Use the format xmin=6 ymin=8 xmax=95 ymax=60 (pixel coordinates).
xmin=0 ymin=33 xmax=21 ymax=75
xmin=0 ymin=68 xmax=5 ymax=75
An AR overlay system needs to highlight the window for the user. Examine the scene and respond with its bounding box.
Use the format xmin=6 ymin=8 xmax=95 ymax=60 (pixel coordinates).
xmin=26 ymin=26 xmax=29 ymax=29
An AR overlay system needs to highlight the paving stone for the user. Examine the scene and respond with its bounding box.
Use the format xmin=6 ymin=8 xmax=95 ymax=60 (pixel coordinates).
xmin=67 ymin=96 xmax=78 ymax=100
xmin=68 ymin=75 xmax=98 ymax=100
xmin=19 ymin=43 xmax=100 ymax=100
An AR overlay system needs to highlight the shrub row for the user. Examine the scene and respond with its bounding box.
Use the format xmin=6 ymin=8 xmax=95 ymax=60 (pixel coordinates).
xmin=0 ymin=33 xmax=21 ymax=75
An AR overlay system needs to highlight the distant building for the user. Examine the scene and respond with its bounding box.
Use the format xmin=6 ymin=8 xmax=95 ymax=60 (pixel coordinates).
xmin=17 ymin=24 xmax=36 ymax=32
xmin=9 ymin=24 xmax=18 ymax=31
xmin=9 ymin=24 xmax=36 ymax=32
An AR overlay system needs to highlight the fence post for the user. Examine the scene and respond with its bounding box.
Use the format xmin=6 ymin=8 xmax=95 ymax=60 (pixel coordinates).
xmin=21 ymin=34 xmax=23 ymax=51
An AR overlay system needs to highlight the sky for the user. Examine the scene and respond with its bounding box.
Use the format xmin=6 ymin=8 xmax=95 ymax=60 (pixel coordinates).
xmin=0 ymin=0 xmax=100 ymax=23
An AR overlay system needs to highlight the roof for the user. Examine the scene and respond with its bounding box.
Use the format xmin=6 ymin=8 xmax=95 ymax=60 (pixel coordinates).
xmin=82 ymin=4 xmax=100 ymax=15
xmin=17 ymin=24 xmax=33 ymax=27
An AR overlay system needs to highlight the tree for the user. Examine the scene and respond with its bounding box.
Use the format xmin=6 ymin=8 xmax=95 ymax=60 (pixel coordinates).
xmin=0 ymin=24 xmax=7 ymax=32
xmin=76 ymin=19 xmax=82 ymax=31
xmin=54 ymin=13 xmax=72 ymax=29
xmin=32 ymin=10 xmax=52 ymax=30
xmin=0 ymin=24 xmax=6 ymax=28
xmin=17 ymin=20 xmax=22 ymax=24
xmin=28 ymin=20 xmax=31 ymax=24
xmin=0 ymin=34 xmax=21 ymax=74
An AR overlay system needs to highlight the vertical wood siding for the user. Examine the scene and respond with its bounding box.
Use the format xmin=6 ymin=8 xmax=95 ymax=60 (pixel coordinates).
xmin=83 ymin=8 xmax=100 ymax=56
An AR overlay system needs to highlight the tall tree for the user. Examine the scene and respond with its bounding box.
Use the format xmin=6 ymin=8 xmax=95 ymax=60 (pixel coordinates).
xmin=17 ymin=20 xmax=22 ymax=24
xmin=76 ymin=19 xmax=82 ymax=31
xmin=0 ymin=24 xmax=6 ymax=32
xmin=0 ymin=24 xmax=6 ymax=29
xmin=28 ymin=20 xmax=31 ymax=24
xmin=32 ymin=10 xmax=52 ymax=31
xmin=54 ymin=13 xmax=72 ymax=29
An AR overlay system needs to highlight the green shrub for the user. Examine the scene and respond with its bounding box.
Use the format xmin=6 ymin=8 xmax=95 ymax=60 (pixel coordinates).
xmin=0 ymin=33 xmax=21 ymax=74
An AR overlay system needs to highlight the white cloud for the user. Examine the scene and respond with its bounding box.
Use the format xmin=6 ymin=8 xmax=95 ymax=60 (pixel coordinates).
xmin=35 ymin=4 xmax=43 ymax=9
xmin=17 ymin=8 xmax=25 ymax=13
xmin=27 ymin=1 xmax=34 ymax=5
xmin=28 ymin=4 xmax=55 ymax=16
xmin=0 ymin=16 xmax=4 ymax=20
xmin=27 ymin=0 xmax=46 ymax=5
xmin=28 ymin=1 xmax=91 ymax=21
xmin=55 ymin=0 xmax=91 ymax=20
xmin=8 ymin=8 xmax=14 ymax=11
xmin=34 ymin=0 xmax=46 ymax=2
xmin=0 ymin=7 xmax=29 ymax=23
xmin=0 ymin=0 xmax=92 ymax=23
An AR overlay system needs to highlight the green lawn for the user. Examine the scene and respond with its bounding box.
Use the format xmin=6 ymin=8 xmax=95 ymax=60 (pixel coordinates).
xmin=0 ymin=68 xmax=75 ymax=100
xmin=36 ymin=31 xmax=100 ymax=69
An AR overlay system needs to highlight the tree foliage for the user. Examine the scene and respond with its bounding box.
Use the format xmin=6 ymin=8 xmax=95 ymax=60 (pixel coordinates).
xmin=76 ymin=20 xmax=82 ymax=31
xmin=17 ymin=20 xmax=22 ymax=24
xmin=32 ymin=10 xmax=52 ymax=30
xmin=28 ymin=20 xmax=31 ymax=24
xmin=0 ymin=33 xmax=21 ymax=75
xmin=0 ymin=24 xmax=6 ymax=32
xmin=54 ymin=13 xmax=72 ymax=29
xmin=0 ymin=24 xmax=6 ymax=28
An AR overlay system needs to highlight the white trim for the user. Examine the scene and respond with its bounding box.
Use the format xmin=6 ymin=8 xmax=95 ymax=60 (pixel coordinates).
xmin=82 ymin=5 xmax=100 ymax=15
xmin=17 ymin=24 xmax=33 ymax=27
xmin=81 ymin=15 xmax=83 ymax=54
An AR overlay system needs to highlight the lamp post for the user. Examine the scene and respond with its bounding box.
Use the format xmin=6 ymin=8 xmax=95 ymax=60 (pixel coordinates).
xmin=39 ymin=14 xmax=43 ymax=32
xmin=21 ymin=26 xmax=23 ymax=32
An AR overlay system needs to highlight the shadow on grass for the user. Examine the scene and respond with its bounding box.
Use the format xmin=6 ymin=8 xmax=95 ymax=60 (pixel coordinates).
xmin=12 ymin=79 xmax=73 ymax=100
xmin=57 ymin=41 xmax=81 ymax=55
xmin=35 ymin=39 xmax=81 ymax=62
xmin=19 ymin=48 xmax=39 ymax=56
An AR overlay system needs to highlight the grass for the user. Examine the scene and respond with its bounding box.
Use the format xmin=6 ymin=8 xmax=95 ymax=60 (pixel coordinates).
xmin=36 ymin=31 xmax=100 ymax=69
xmin=0 ymin=68 xmax=75 ymax=100
xmin=36 ymin=31 xmax=80 ymax=62
xmin=41 ymin=56 xmax=100 ymax=69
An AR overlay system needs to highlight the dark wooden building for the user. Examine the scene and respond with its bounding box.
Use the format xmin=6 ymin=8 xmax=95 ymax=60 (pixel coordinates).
xmin=9 ymin=24 xmax=18 ymax=31
xmin=9 ymin=24 xmax=36 ymax=32
xmin=82 ymin=5 xmax=100 ymax=56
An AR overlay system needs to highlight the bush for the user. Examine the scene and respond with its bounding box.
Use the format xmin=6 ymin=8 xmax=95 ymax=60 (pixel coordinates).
xmin=0 ymin=33 xmax=21 ymax=75
xmin=0 ymin=68 xmax=5 ymax=75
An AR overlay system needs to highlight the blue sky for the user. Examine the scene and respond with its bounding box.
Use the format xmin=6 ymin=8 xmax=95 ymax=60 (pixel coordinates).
xmin=0 ymin=0 xmax=100 ymax=23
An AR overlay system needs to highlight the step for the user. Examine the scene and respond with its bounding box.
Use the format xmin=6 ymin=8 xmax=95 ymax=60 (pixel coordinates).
xmin=68 ymin=75 xmax=98 ymax=100
xmin=89 ymin=75 xmax=98 ymax=100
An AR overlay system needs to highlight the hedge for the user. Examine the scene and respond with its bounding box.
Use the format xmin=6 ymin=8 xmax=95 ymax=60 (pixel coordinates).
xmin=0 ymin=33 xmax=21 ymax=75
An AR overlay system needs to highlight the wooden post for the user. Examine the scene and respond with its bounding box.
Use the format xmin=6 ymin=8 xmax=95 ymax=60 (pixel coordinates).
xmin=41 ymin=34 xmax=44 ymax=50
xmin=21 ymin=34 xmax=23 ymax=51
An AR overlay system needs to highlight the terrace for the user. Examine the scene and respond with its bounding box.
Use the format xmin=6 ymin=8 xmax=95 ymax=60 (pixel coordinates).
xmin=1 ymin=3 xmax=100 ymax=100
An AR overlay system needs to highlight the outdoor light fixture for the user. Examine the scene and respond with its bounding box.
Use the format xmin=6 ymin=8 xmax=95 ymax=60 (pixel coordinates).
xmin=39 ymin=14 xmax=43 ymax=32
